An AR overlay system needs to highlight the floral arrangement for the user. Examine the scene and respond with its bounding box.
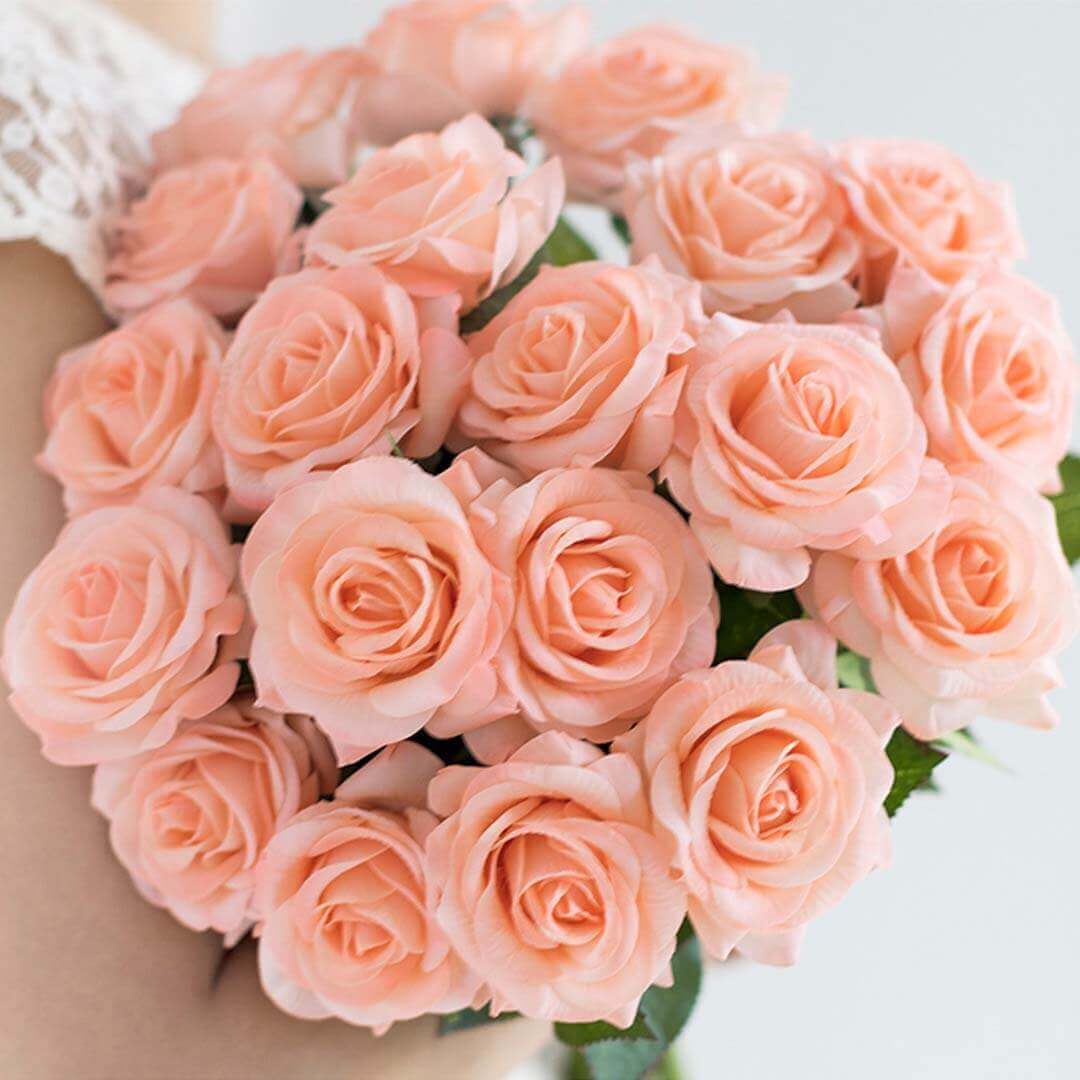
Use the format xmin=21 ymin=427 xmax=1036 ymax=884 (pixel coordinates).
xmin=4 ymin=2 xmax=1077 ymax=1077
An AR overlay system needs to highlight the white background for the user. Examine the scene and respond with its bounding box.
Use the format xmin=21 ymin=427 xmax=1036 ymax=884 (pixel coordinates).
xmin=217 ymin=3 xmax=1080 ymax=1077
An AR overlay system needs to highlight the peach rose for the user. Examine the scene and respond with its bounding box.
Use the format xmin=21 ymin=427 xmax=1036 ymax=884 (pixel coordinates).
xmin=661 ymin=316 xmax=953 ymax=591
xmin=91 ymin=697 xmax=335 ymax=938
xmin=616 ymin=620 xmax=896 ymax=964
xmin=426 ymin=731 xmax=686 ymax=1026
xmin=453 ymin=259 xmax=702 ymax=476
xmin=432 ymin=449 xmax=717 ymax=753
xmin=529 ymin=25 xmax=786 ymax=206
xmin=801 ymin=466 xmax=1079 ymax=740
xmin=242 ymin=456 xmax=512 ymax=763
xmin=834 ymin=139 xmax=1024 ymax=302
xmin=255 ymin=742 xmax=482 ymax=1032
xmin=625 ymin=131 xmax=861 ymax=321
xmin=105 ymin=157 xmax=302 ymax=323
xmin=2 ymin=488 xmax=244 ymax=765
xmin=213 ymin=264 xmax=470 ymax=515
xmin=39 ymin=300 xmax=226 ymax=514
xmin=361 ymin=0 xmax=588 ymax=143
xmin=304 ymin=113 xmax=564 ymax=314
xmin=152 ymin=49 xmax=378 ymax=190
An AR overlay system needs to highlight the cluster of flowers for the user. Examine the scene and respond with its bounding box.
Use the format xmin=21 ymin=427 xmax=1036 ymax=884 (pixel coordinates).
xmin=4 ymin=0 xmax=1076 ymax=1036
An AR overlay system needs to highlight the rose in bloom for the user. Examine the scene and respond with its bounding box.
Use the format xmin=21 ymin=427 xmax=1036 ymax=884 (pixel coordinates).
xmin=834 ymin=139 xmax=1024 ymax=302
xmin=2 ymin=488 xmax=244 ymax=765
xmin=661 ymin=316 xmax=953 ymax=592
xmin=242 ymin=456 xmax=512 ymax=763
xmin=304 ymin=113 xmax=564 ymax=314
xmin=213 ymin=264 xmax=470 ymax=515
xmin=39 ymin=300 xmax=226 ymax=514
xmin=453 ymin=259 xmax=702 ymax=476
xmin=361 ymin=0 xmax=588 ymax=143
xmin=152 ymin=49 xmax=378 ymax=190
xmin=615 ymin=620 xmax=896 ymax=964
xmin=529 ymin=26 xmax=786 ymax=206
xmin=426 ymin=731 xmax=686 ymax=1025
xmin=105 ymin=157 xmax=302 ymax=323
xmin=255 ymin=742 xmax=482 ymax=1032
xmin=625 ymin=132 xmax=861 ymax=321
xmin=91 ymin=697 xmax=335 ymax=938
xmin=801 ymin=466 xmax=1079 ymax=740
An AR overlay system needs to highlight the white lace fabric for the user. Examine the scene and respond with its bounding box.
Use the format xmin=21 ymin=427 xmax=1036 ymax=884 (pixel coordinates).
xmin=0 ymin=0 xmax=205 ymax=300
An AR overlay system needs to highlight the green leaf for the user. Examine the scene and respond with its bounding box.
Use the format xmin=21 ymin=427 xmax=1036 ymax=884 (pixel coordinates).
xmin=610 ymin=213 xmax=632 ymax=247
xmin=884 ymin=728 xmax=948 ymax=817
xmin=544 ymin=216 xmax=599 ymax=266
xmin=836 ymin=649 xmax=875 ymax=692
xmin=438 ymin=1005 xmax=519 ymax=1036
xmin=713 ymin=583 xmax=802 ymax=663
xmin=1051 ymin=453 xmax=1080 ymax=563
xmin=932 ymin=728 xmax=1010 ymax=772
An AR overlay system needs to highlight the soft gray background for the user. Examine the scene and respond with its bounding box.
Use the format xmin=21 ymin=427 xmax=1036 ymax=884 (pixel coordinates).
xmin=217 ymin=3 xmax=1080 ymax=1077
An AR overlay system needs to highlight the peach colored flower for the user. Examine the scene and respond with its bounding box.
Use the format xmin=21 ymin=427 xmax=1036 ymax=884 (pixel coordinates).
xmin=426 ymin=731 xmax=686 ymax=1026
xmin=433 ymin=449 xmax=717 ymax=753
xmin=153 ymin=49 xmax=378 ymax=190
xmin=453 ymin=259 xmax=702 ymax=476
xmin=39 ymin=300 xmax=226 ymax=514
xmin=91 ymin=697 xmax=335 ymax=938
xmin=242 ymin=456 xmax=512 ymax=763
xmin=625 ymin=131 xmax=861 ymax=321
xmin=105 ymin=157 xmax=302 ymax=323
xmin=801 ymin=466 xmax=1079 ymax=740
xmin=834 ymin=139 xmax=1024 ymax=302
xmin=361 ymin=0 xmax=588 ymax=143
xmin=304 ymin=114 xmax=563 ymax=314
xmin=255 ymin=742 xmax=483 ymax=1032
xmin=661 ymin=315 xmax=953 ymax=592
xmin=529 ymin=25 xmax=786 ymax=206
xmin=213 ymin=265 xmax=470 ymax=515
xmin=2 ymin=488 xmax=244 ymax=765
xmin=615 ymin=619 xmax=896 ymax=964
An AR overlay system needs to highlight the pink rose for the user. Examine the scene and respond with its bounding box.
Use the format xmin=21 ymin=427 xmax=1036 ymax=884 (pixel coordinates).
xmin=529 ymin=25 xmax=786 ymax=206
xmin=801 ymin=466 xmax=1079 ymax=740
xmin=361 ymin=0 xmax=588 ymax=143
xmin=434 ymin=449 xmax=717 ymax=753
xmin=242 ymin=456 xmax=512 ymax=763
xmin=834 ymin=139 xmax=1025 ymax=302
xmin=213 ymin=264 xmax=470 ymax=515
xmin=91 ymin=697 xmax=335 ymax=938
xmin=625 ymin=132 xmax=861 ymax=321
xmin=616 ymin=620 xmax=896 ymax=965
xmin=105 ymin=157 xmax=302 ymax=323
xmin=255 ymin=742 xmax=482 ymax=1032
xmin=304 ymin=114 xmax=564 ymax=314
xmin=426 ymin=731 xmax=687 ymax=1026
xmin=661 ymin=315 xmax=953 ymax=591
xmin=453 ymin=259 xmax=702 ymax=476
xmin=153 ymin=49 xmax=378 ymax=190
xmin=2 ymin=488 xmax=244 ymax=765
xmin=39 ymin=300 xmax=226 ymax=514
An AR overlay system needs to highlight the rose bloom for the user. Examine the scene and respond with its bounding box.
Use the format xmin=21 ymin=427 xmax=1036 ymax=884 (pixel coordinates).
xmin=91 ymin=697 xmax=335 ymax=938
xmin=255 ymin=742 xmax=482 ymax=1032
xmin=2 ymin=488 xmax=244 ymax=765
xmin=39 ymin=299 xmax=226 ymax=514
xmin=304 ymin=113 xmax=563 ymax=314
xmin=152 ymin=49 xmax=378 ymax=190
xmin=615 ymin=619 xmax=896 ymax=964
xmin=242 ymin=456 xmax=512 ymax=763
xmin=661 ymin=315 xmax=953 ymax=592
xmin=426 ymin=731 xmax=686 ymax=1026
xmin=529 ymin=25 xmax=786 ymax=206
xmin=105 ymin=157 xmax=302 ymax=323
xmin=453 ymin=259 xmax=702 ymax=476
xmin=214 ymin=264 xmax=470 ymax=515
xmin=834 ymin=139 xmax=1025 ymax=302
xmin=625 ymin=131 xmax=861 ymax=321
xmin=432 ymin=449 xmax=717 ymax=755
xmin=801 ymin=466 xmax=1079 ymax=740
xmin=361 ymin=0 xmax=588 ymax=143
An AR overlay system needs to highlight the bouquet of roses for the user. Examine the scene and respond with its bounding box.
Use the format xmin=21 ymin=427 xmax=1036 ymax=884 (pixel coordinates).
xmin=5 ymin=2 xmax=1077 ymax=1076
